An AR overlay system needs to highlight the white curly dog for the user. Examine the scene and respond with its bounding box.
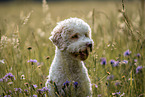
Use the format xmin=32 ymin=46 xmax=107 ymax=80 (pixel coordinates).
xmin=46 ymin=18 xmax=94 ymax=97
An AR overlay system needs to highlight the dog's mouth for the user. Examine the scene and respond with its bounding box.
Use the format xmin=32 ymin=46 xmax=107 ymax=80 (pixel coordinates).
xmin=71 ymin=48 xmax=89 ymax=61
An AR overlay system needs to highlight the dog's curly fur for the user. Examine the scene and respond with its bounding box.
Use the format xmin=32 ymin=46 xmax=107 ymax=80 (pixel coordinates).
xmin=45 ymin=18 xmax=94 ymax=97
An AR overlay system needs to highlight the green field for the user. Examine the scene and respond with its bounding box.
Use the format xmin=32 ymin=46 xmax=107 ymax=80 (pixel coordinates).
xmin=0 ymin=0 xmax=145 ymax=97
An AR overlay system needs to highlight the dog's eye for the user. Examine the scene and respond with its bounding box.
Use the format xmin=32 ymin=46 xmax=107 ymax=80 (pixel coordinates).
xmin=85 ymin=34 xmax=89 ymax=37
xmin=71 ymin=34 xmax=78 ymax=39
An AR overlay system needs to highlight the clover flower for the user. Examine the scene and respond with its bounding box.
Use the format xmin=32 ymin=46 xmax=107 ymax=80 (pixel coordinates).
xmin=100 ymin=58 xmax=107 ymax=65
xmin=123 ymin=49 xmax=131 ymax=56
xmin=136 ymin=66 xmax=143 ymax=74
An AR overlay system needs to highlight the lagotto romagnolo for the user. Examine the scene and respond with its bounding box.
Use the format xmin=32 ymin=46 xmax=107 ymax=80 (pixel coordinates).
xmin=45 ymin=18 xmax=94 ymax=97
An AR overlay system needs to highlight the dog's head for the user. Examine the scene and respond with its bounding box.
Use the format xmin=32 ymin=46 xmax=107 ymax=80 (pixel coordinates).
xmin=49 ymin=18 xmax=94 ymax=60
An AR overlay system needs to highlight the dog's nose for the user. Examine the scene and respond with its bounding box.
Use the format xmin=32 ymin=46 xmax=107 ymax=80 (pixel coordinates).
xmin=86 ymin=43 xmax=92 ymax=48
xmin=86 ymin=43 xmax=92 ymax=52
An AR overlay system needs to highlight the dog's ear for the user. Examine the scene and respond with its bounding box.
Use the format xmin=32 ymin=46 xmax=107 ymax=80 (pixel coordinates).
xmin=49 ymin=31 xmax=66 ymax=51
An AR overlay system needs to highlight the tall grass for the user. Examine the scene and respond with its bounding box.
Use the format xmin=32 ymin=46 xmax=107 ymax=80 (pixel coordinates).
xmin=0 ymin=0 xmax=145 ymax=97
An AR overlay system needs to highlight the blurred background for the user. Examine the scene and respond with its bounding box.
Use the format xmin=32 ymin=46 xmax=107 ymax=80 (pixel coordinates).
xmin=0 ymin=0 xmax=144 ymax=96
xmin=0 ymin=0 xmax=142 ymax=2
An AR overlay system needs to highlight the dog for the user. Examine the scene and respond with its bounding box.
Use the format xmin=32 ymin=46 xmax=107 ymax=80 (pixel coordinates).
xmin=46 ymin=17 xmax=94 ymax=97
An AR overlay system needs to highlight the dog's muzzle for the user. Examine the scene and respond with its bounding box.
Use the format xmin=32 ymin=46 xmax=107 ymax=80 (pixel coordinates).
xmin=86 ymin=43 xmax=92 ymax=52
xmin=71 ymin=42 xmax=93 ymax=61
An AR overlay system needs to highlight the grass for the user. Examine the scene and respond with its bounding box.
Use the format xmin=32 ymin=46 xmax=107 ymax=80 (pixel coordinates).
xmin=0 ymin=0 xmax=145 ymax=97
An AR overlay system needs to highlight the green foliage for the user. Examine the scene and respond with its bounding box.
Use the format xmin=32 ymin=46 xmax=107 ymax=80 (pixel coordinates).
xmin=0 ymin=0 xmax=145 ymax=97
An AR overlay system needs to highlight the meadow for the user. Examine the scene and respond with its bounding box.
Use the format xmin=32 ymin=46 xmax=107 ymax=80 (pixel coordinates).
xmin=0 ymin=0 xmax=145 ymax=97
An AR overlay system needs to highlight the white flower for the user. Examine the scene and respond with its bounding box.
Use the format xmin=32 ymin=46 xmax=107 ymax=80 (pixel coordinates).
xmin=21 ymin=75 xmax=25 ymax=80
xmin=0 ymin=59 xmax=5 ymax=64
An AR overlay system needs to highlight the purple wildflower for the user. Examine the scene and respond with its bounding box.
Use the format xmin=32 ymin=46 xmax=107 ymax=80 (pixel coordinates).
xmin=30 ymin=84 xmax=38 ymax=91
xmin=0 ymin=77 xmax=7 ymax=82
xmin=63 ymin=81 xmax=70 ymax=87
xmin=97 ymin=94 xmax=101 ymax=97
xmin=42 ymin=87 xmax=49 ymax=92
xmin=29 ymin=95 xmax=37 ymax=97
xmin=120 ymin=92 xmax=125 ymax=96
xmin=4 ymin=73 xmax=15 ymax=79
xmin=107 ymin=75 xmax=114 ymax=80
xmin=100 ymin=58 xmax=107 ymax=65
xmin=14 ymin=88 xmax=22 ymax=93
xmin=32 ymin=95 xmax=37 ymax=97
xmin=136 ymin=53 xmax=141 ymax=58
xmin=4 ymin=95 xmax=11 ymax=97
xmin=136 ymin=66 xmax=143 ymax=74
xmin=37 ymin=89 xmax=43 ymax=94
xmin=0 ymin=59 xmax=5 ymax=64
xmin=110 ymin=59 xmax=115 ymax=65
xmin=128 ymin=78 xmax=134 ymax=81
xmin=24 ymin=89 xmax=28 ymax=92
xmin=0 ymin=78 xmax=3 ymax=82
xmin=112 ymin=92 xmax=121 ymax=96
xmin=6 ymin=90 xmax=12 ymax=95
xmin=37 ymin=62 xmax=43 ymax=66
xmin=24 ymin=89 xmax=29 ymax=96
xmin=95 ymin=84 xmax=98 ymax=88
xmin=124 ymin=49 xmax=131 ymax=56
xmin=74 ymin=82 xmax=78 ymax=88
xmin=4 ymin=73 xmax=15 ymax=81
xmin=115 ymin=82 xmax=120 ymax=86
xmin=33 ymin=84 xmax=38 ymax=88
xmin=134 ymin=59 xmax=137 ymax=63
xmin=116 ymin=92 xmax=121 ymax=95
xmin=122 ymin=60 xmax=128 ymax=64
xmin=27 ymin=59 xmax=37 ymax=63
xmin=113 ymin=61 xmax=119 ymax=67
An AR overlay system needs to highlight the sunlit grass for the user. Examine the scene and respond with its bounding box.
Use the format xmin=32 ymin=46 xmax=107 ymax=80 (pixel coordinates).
xmin=0 ymin=0 xmax=145 ymax=96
